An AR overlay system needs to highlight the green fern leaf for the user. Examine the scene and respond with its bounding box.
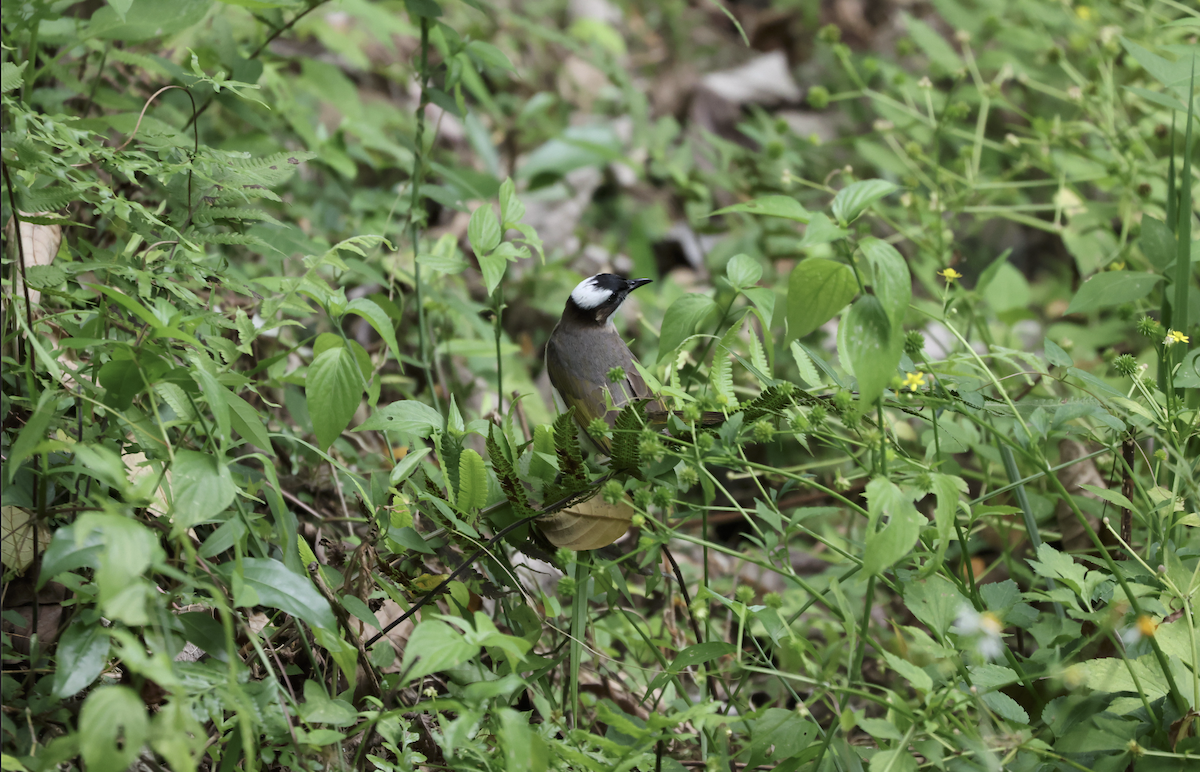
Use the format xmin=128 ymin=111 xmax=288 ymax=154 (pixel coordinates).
xmin=711 ymin=322 xmax=739 ymax=407
xmin=440 ymin=433 xmax=463 ymax=503
xmin=457 ymin=449 xmax=488 ymax=512
xmin=609 ymin=402 xmax=646 ymax=479
xmin=487 ymin=425 xmax=533 ymax=517
xmin=1 ymin=62 xmax=26 ymax=95
xmin=552 ymin=408 xmax=586 ymax=486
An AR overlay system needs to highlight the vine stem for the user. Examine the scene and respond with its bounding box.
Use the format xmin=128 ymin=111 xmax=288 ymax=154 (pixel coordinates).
xmin=409 ymin=15 xmax=439 ymax=412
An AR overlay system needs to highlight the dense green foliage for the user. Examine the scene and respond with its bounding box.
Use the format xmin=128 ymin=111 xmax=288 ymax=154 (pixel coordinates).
xmin=1 ymin=1 xmax=1197 ymax=771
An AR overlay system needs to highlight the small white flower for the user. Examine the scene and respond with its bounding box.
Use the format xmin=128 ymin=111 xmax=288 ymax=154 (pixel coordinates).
xmin=953 ymin=604 xmax=1004 ymax=661
xmin=1067 ymin=86 xmax=1083 ymax=101
xmin=1005 ymin=133 xmax=1021 ymax=148
xmin=918 ymin=76 xmax=933 ymax=89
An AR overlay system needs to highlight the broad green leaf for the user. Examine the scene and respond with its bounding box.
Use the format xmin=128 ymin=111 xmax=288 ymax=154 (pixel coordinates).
xmin=859 ymin=238 xmax=911 ymax=326
xmin=670 ymin=642 xmax=737 ymax=672
xmin=657 ymin=293 xmax=719 ymax=363
xmin=7 ymin=389 xmax=57 ymax=480
xmin=222 ymin=557 xmax=337 ymax=630
xmin=79 ymin=687 xmax=147 ymax=772
xmin=346 ymin=298 xmax=401 ymax=364
xmin=710 ymin=195 xmax=810 ymax=223
xmin=456 ymin=449 xmax=488 ymax=511
xmin=831 ymin=179 xmax=898 ymax=224
xmin=786 ymin=259 xmax=857 ymax=341
xmin=390 ymin=447 xmax=432 ymax=485
xmin=189 ymin=353 xmax=231 ymax=445
xmin=400 ymin=619 xmax=476 ymax=683
xmin=1079 ymin=484 xmax=1136 ymax=513
xmin=725 ymin=253 xmax=762 ymax=289
xmin=843 ymin=295 xmax=902 ymax=409
xmin=863 ymin=477 xmax=923 ymax=576
xmin=1043 ymin=337 xmax=1073 ymax=368
xmin=311 ymin=626 xmax=358 ymax=685
xmin=356 ymin=399 xmax=445 ymax=437
xmin=905 ymin=576 xmax=968 ymax=637
xmin=468 ymin=203 xmax=502 ymax=255
xmin=904 ymin=13 xmax=963 ymax=73
xmin=881 ymin=649 xmax=932 ymax=692
xmin=741 ymin=708 xmax=820 ymax=769
xmin=1140 ymin=217 xmax=1176 ymax=271
xmin=797 ymin=212 xmax=849 ymax=248
xmin=923 ymin=473 xmax=967 ymax=577
xmin=498 ymin=177 xmax=524 ymax=224
xmin=307 ymin=344 xmax=363 ymax=451
xmin=169 ymin=450 xmax=237 ymax=528
xmin=225 ymin=391 xmax=272 ymax=451
xmin=981 ymin=691 xmax=1029 ymax=725
xmin=1064 ymin=271 xmax=1161 ymax=315
xmin=1120 ymin=38 xmax=1197 ymax=97
xmin=868 ymin=749 xmax=919 ymax=772
xmin=51 ymin=621 xmax=109 ymax=698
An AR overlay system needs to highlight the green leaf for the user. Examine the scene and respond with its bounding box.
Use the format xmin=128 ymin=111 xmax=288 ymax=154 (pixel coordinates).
xmin=345 ymin=298 xmax=401 ymax=365
xmin=498 ymin=708 xmax=548 ymax=772
xmin=390 ymin=447 xmax=432 ymax=485
xmin=844 ymin=295 xmax=902 ymax=409
xmin=725 ymin=253 xmax=762 ymax=289
xmin=189 ymin=353 xmax=231 ymax=444
xmin=7 ymin=390 xmax=57 ymax=481
xmin=456 ymin=449 xmax=488 ymax=511
xmin=356 ymin=399 xmax=444 ymax=437
xmin=981 ymin=691 xmax=1029 ymax=725
xmin=79 ymin=687 xmax=147 ymax=772
xmin=797 ymin=212 xmax=849 ymax=248
xmin=1065 ymin=271 xmax=1162 ymax=315
xmin=710 ymin=195 xmax=810 ymax=223
xmin=830 ymin=179 xmax=898 ymax=224
xmin=859 ymin=237 xmax=911 ymax=327
xmin=923 ymin=473 xmax=967 ymax=577
xmin=224 ymin=557 xmax=337 ymax=630
xmin=1079 ymin=483 xmax=1136 ymax=513
xmin=1043 ymin=337 xmax=1073 ymax=368
xmin=1140 ymin=217 xmax=1176 ymax=271
xmin=51 ymin=621 xmax=110 ymax=698
xmin=786 ymin=259 xmax=857 ymax=341
xmin=225 ymin=391 xmax=272 ymax=451
xmin=468 ymin=203 xmax=502 ymax=255
xmin=169 ymin=450 xmax=237 ymax=529
xmin=904 ymin=13 xmax=963 ymax=73
xmin=400 ymin=619 xmax=476 ymax=683
xmin=882 ymin=649 xmax=932 ymax=692
xmin=669 ymin=642 xmax=736 ymax=672
xmin=306 ymin=344 xmax=363 ymax=451
xmin=904 ymin=576 xmax=968 ymax=637
xmin=657 ymin=294 xmax=719 ymax=363
xmin=868 ymin=749 xmax=919 ymax=772
xmin=498 ymin=177 xmax=524 ymax=224
xmin=863 ymin=477 xmax=923 ymax=576
xmin=1 ymin=61 xmax=27 ymax=95
xmin=790 ymin=341 xmax=821 ymax=387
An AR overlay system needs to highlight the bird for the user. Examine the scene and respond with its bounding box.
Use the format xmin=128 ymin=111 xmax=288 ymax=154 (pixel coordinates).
xmin=544 ymin=274 xmax=663 ymax=455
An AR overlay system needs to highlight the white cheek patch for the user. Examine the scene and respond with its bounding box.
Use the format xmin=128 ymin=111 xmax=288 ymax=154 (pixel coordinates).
xmin=570 ymin=278 xmax=613 ymax=310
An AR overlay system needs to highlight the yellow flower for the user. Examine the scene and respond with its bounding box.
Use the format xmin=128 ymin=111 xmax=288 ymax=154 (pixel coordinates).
xmin=938 ymin=268 xmax=963 ymax=283
xmin=1163 ymin=329 xmax=1189 ymax=346
xmin=1075 ymin=5 xmax=1094 ymax=21
xmin=903 ymin=371 xmax=927 ymax=392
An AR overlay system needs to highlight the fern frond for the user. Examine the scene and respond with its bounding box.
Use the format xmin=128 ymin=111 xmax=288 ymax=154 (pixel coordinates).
xmin=193 ymin=206 xmax=283 ymax=226
xmin=609 ymin=402 xmax=646 ymax=480
xmin=741 ymin=383 xmax=797 ymax=424
xmin=440 ymin=433 xmax=463 ymax=503
xmin=488 ymin=425 xmax=533 ymax=517
xmin=711 ymin=322 xmax=739 ymax=408
xmin=552 ymin=408 xmax=586 ymax=486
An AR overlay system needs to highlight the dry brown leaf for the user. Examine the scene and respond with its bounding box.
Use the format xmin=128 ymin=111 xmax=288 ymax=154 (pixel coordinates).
xmin=538 ymin=493 xmax=634 ymax=551
xmin=4 ymin=213 xmax=63 ymax=307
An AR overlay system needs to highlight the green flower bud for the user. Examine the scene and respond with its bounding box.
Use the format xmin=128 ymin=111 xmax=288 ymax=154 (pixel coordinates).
xmin=1113 ymin=354 xmax=1138 ymax=377
xmin=607 ymin=366 xmax=627 ymax=383
xmin=752 ymin=419 xmax=776 ymax=443
xmin=633 ymin=487 xmax=654 ymax=509
xmin=817 ymin=24 xmax=841 ymax=44
xmin=682 ymin=403 xmax=702 ymax=423
xmin=587 ymin=417 xmax=610 ymax=440
xmin=809 ymin=405 xmax=827 ymax=429
xmin=807 ymin=85 xmax=831 ymax=110
xmin=557 ymin=576 xmax=576 ymax=597
xmin=904 ymin=330 xmax=927 ymax=355
xmin=763 ymin=592 xmax=783 ymax=609
xmin=697 ymin=433 xmax=716 ymax=453
xmin=735 ymin=585 xmax=755 ymax=604
xmin=832 ymin=390 xmax=853 ymax=414
xmin=652 ymin=486 xmax=674 ymax=509
xmin=602 ymin=479 xmax=624 ymax=505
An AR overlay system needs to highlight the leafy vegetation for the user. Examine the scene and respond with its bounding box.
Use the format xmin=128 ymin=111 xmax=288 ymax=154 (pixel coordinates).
xmin=1 ymin=1 xmax=1197 ymax=771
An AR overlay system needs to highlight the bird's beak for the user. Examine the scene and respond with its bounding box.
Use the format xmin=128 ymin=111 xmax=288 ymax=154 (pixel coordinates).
xmin=627 ymin=278 xmax=653 ymax=292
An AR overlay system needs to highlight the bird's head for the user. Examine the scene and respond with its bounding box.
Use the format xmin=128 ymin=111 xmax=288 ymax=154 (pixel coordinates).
xmin=564 ymin=273 xmax=653 ymax=325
